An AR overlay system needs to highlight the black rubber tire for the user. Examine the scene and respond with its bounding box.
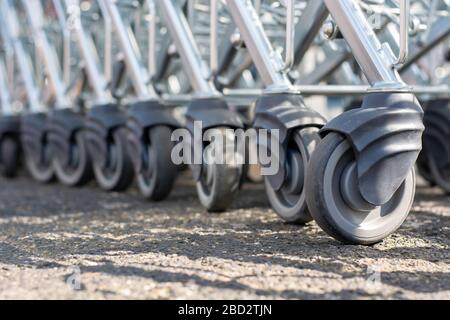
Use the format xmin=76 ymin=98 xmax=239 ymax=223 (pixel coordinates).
xmin=53 ymin=131 xmax=93 ymax=187
xmin=196 ymin=128 xmax=242 ymax=213
xmin=24 ymin=141 xmax=55 ymax=184
xmin=136 ymin=126 xmax=177 ymax=201
xmin=426 ymin=152 xmax=450 ymax=193
xmin=265 ymin=127 xmax=320 ymax=224
xmin=92 ymin=127 xmax=134 ymax=192
xmin=197 ymin=162 xmax=241 ymax=213
xmin=0 ymin=136 xmax=21 ymax=178
xmin=306 ymin=132 xmax=415 ymax=245
xmin=416 ymin=154 xmax=436 ymax=186
xmin=418 ymin=102 xmax=450 ymax=192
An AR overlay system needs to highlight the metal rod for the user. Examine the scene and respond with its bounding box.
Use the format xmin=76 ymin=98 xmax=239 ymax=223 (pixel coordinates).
xmin=63 ymin=0 xmax=112 ymax=104
xmin=162 ymin=84 xmax=450 ymax=106
xmin=210 ymin=0 xmax=218 ymax=76
xmin=293 ymin=1 xmax=328 ymax=67
xmin=394 ymin=0 xmax=410 ymax=67
xmin=0 ymin=59 xmax=13 ymax=115
xmin=158 ymin=0 xmax=218 ymax=96
xmin=324 ymin=0 xmax=404 ymax=87
xmin=0 ymin=0 xmax=46 ymax=113
xmin=146 ymin=0 xmax=157 ymax=80
xmin=226 ymin=0 xmax=292 ymax=90
xmin=400 ymin=16 xmax=450 ymax=71
xmin=22 ymin=0 xmax=70 ymax=109
xmin=282 ymin=0 xmax=295 ymax=72
xmin=224 ymin=85 xmax=450 ymax=96
xmin=97 ymin=0 xmax=113 ymax=83
xmin=52 ymin=0 xmax=72 ymax=86
xmin=101 ymin=0 xmax=155 ymax=99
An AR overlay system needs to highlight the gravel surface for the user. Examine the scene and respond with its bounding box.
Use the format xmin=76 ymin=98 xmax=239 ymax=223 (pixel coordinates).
xmin=0 ymin=173 xmax=449 ymax=300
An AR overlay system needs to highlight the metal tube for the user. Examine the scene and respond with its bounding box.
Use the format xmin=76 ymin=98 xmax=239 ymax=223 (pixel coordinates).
xmin=293 ymin=1 xmax=328 ymax=67
xmin=282 ymin=0 xmax=295 ymax=72
xmin=52 ymin=0 xmax=72 ymax=86
xmin=101 ymin=0 xmax=155 ymax=99
xmin=324 ymin=0 xmax=404 ymax=87
xmin=226 ymin=0 xmax=292 ymax=90
xmin=97 ymin=0 xmax=112 ymax=83
xmin=0 ymin=59 xmax=13 ymax=115
xmin=394 ymin=0 xmax=410 ymax=67
xmin=210 ymin=0 xmax=218 ymax=76
xmin=63 ymin=0 xmax=112 ymax=104
xmin=0 ymin=8 xmax=15 ymax=94
xmin=0 ymin=0 xmax=46 ymax=113
xmin=224 ymin=85 xmax=450 ymax=97
xmin=22 ymin=0 xmax=70 ymax=109
xmin=146 ymin=0 xmax=157 ymax=80
xmin=158 ymin=0 xmax=217 ymax=96
xmin=400 ymin=17 xmax=450 ymax=71
xmin=163 ymin=84 xmax=450 ymax=106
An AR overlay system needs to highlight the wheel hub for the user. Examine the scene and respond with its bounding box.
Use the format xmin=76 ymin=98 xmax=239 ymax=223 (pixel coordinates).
xmin=340 ymin=162 xmax=377 ymax=212
xmin=284 ymin=150 xmax=304 ymax=195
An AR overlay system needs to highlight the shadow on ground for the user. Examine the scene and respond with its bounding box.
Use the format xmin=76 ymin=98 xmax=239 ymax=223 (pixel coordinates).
xmin=0 ymin=174 xmax=448 ymax=299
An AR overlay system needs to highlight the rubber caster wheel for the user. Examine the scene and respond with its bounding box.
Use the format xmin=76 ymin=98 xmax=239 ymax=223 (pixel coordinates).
xmin=92 ymin=127 xmax=134 ymax=192
xmin=136 ymin=126 xmax=177 ymax=201
xmin=24 ymin=145 xmax=54 ymax=183
xmin=53 ymin=131 xmax=92 ymax=187
xmin=22 ymin=114 xmax=55 ymax=183
xmin=416 ymin=101 xmax=450 ymax=192
xmin=423 ymin=151 xmax=450 ymax=193
xmin=265 ymin=127 xmax=320 ymax=224
xmin=416 ymin=153 xmax=436 ymax=187
xmin=306 ymin=133 xmax=415 ymax=245
xmin=196 ymin=128 xmax=243 ymax=213
xmin=0 ymin=136 xmax=21 ymax=178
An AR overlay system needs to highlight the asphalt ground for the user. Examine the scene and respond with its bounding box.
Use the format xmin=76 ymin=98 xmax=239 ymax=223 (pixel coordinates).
xmin=0 ymin=173 xmax=449 ymax=299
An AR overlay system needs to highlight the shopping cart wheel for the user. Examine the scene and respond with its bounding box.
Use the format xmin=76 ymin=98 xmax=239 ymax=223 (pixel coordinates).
xmin=0 ymin=135 xmax=21 ymax=178
xmin=426 ymin=155 xmax=450 ymax=193
xmin=417 ymin=100 xmax=450 ymax=193
xmin=416 ymin=158 xmax=436 ymax=186
xmin=53 ymin=131 xmax=92 ymax=187
xmin=265 ymin=127 xmax=320 ymax=224
xmin=196 ymin=127 xmax=242 ymax=213
xmin=49 ymin=110 xmax=92 ymax=187
xmin=136 ymin=126 xmax=177 ymax=201
xmin=306 ymin=133 xmax=415 ymax=245
xmin=22 ymin=114 xmax=55 ymax=183
xmin=92 ymin=127 xmax=134 ymax=192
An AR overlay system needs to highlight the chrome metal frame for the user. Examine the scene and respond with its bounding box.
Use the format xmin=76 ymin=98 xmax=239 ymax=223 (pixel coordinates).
xmin=0 ymin=0 xmax=46 ymax=113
